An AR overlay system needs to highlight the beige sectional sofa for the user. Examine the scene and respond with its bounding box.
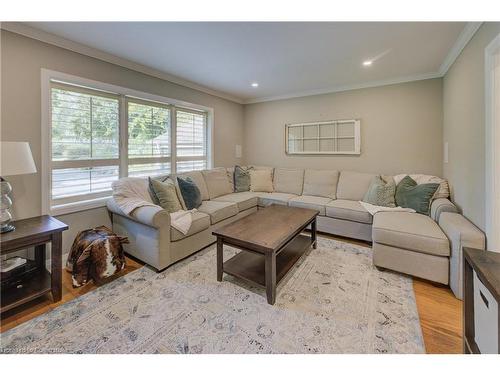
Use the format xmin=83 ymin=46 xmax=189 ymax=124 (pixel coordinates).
xmin=107 ymin=166 xmax=485 ymax=299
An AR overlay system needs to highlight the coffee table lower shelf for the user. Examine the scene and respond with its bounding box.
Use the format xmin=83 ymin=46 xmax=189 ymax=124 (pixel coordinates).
xmin=222 ymin=234 xmax=313 ymax=288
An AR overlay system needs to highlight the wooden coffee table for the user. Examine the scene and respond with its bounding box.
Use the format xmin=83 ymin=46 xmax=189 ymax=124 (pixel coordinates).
xmin=212 ymin=204 xmax=319 ymax=305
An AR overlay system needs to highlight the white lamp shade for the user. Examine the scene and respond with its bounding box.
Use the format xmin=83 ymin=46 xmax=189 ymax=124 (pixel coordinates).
xmin=0 ymin=141 xmax=37 ymax=176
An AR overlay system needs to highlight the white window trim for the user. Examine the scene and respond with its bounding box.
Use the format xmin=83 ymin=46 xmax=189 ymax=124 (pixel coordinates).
xmin=41 ymin=69 xmax=214 ymax=216
xmin=485 ymin=34 xmax=500 ymax=252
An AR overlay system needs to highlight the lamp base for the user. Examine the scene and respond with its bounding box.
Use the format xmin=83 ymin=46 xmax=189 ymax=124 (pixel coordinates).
xmin=0 ymin=223 xmax=15 ymax=233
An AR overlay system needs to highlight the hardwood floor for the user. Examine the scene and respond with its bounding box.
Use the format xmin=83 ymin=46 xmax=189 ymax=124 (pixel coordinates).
xmin=0 ymin=235 xmax=463 ymax=353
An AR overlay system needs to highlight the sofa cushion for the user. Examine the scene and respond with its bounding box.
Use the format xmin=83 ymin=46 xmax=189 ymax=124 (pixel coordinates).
xmin=336 ymin=171 xmax=376 ymax=201
xmin=170 ymin=212 xmax=210 ymax=241
xmin=176 ymin=176 xmax=202 ymax=210
xmin=289 ymin=195 xmax=332 ymax=216
xmin=372 ymin=212 xmax=449 ymax=257
xmin=250 ymin=169 xmax=274 ymax=192
xmin=201 ymin=168 xmax=233 ymax=199
xmin=213 ymin=192 xmax=258 ymax=211
xmin=177 ymin=171 xmax=209 ymax=201
xmin=226 ymin=167 xmax=235 ymax=190
xmin=233 ymin=165 xmax=253 ymax=192
xmin=273 ymin=168 xmax=304 ymax=195
xmin=362 ymin=175 xmax=396 ymax=207
xmin=254 ymin=192 xmax=298 ymax=207
xmin=325 ymin=199 xmax=373 ymax=224
xmin=197 ymin=200 xmax=238 ymax=224
xmin=148 ymin=177 xmax=183 ymax=213
xmin=395 ymin=176 xmax=439 ymax=215
xmin=302 ymin=169 xmax=339 ymax=199
xmin=394 ymin=174 xmax=450 ymax=199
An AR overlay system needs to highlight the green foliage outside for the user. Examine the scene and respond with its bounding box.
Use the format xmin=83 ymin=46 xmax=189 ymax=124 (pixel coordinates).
xmin=51 ymin=88 xmax=169 ymax=161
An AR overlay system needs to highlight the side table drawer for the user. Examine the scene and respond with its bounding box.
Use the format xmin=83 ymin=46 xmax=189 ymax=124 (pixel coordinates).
xmin=473 ymin=271 xmax=499 ymax=353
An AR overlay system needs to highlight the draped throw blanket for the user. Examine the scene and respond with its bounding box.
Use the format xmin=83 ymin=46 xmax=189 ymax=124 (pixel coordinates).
xmin=111 ymin=177 xmax=157 ymax=215
xmin=359 ymin=201 xmax=416 ymax=216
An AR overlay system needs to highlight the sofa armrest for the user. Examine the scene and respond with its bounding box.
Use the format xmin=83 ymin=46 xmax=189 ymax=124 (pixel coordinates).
xmin=107 ymin=198 xmax=170 ymax=229
xmin=430 ymin=198 xmax=458 ymax=222
xmin=439 ymin=212 xmax=485 ymax=299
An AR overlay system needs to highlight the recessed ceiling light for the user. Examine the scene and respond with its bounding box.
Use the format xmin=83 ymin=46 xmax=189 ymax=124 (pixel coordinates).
xmin=251 ymin=82 xmax=259 ymax=87
xmin=363 ymin=60 xmax=373 ymax=67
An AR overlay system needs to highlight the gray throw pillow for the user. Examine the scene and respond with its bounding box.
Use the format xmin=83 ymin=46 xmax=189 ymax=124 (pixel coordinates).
xmin=148 ymin=177 xmax=183 ymax=213
xmin=233 ymin=165 xmax=253 ymax=192
xmin=395 ymin=175 xmax=439 ymax=215
xmin=363 ymin=175 xmax=396 ymax=207
xmin=177 ymin=177 xmax=202 ymax=210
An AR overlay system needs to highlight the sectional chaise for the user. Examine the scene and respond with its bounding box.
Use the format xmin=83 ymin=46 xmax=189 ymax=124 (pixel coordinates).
xmin=107 ymin=166 xmax=485 ymax=299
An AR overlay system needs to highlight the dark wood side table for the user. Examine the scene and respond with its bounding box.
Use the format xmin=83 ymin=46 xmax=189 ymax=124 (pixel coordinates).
xmin=463 ymin=247 xmax=500 ymax=354
xmin=0 ymin=215 xmax=68 ymax=314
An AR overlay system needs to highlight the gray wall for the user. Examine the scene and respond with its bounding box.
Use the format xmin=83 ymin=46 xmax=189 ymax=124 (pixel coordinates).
xmin=244 ymin=78 xmax=443 ymax=177
xmin=443 ymin=22 xmax=500 ymax=232
xmin=0 ymin=30 xmax=244 ymax=256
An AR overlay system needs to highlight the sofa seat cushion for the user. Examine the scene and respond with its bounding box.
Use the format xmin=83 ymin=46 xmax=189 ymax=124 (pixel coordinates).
xmin=325 ymin=199 xmax=373 ymax=224
xmin=372 ymin=212 xmax=449 ymax=257
xmin=171 ymin=212 xmax=210 ymax=241
xmin=288 ymin=195 xmax=332 ymax=216
xmin=197 ymin=200 xmax=238 ymax=224
xmin=254 ymin=192 xmax=298 ymax=207
xmin=213 ymin=192 xmax=258 ymax=211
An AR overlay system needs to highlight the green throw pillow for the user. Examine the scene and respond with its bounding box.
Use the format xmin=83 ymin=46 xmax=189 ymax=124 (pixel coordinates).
xmin=233 ymin=165 xmax=253 ymax=192
xmin=363 ymin=175 xmax=396 ymax=207
xmin=148 ymin=177 xmax=183 ymax=213
xmin=395 ymin=175 xmax=439 ymax=215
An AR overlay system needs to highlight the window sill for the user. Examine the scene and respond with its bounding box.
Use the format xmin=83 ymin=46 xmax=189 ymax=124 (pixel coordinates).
xmin=50 ymin=196 xmax=111 ymax=216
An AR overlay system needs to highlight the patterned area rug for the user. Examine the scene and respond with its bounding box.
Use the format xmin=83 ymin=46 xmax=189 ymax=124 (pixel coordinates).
xmin=0 ymin=237 xmax=425 ymax=353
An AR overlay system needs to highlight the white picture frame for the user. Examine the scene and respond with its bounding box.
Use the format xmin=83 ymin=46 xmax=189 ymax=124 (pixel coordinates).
xmin=285 ymin=119 xmax=361 ymax=155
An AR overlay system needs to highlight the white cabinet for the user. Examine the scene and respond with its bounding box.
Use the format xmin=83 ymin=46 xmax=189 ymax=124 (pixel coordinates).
xmin=473 ymin=271 xmax=499 ymax=353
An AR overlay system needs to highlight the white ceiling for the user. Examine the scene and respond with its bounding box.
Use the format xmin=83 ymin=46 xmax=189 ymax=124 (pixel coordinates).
xmin=25 ymin=22 xmax=469 ymax=103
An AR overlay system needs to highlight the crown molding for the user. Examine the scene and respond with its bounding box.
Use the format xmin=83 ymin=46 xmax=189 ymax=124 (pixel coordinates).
xmin=0 ymin=22 xmax=244 ymax=104
xmin=438 ymin=22 xmax=482 ymax=76
xmin=243 ymin=72 xmax=442 ymax=104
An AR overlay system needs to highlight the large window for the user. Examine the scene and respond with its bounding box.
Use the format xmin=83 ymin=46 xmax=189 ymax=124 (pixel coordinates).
xmin=45 ymin=75 xmax=211 ymax=215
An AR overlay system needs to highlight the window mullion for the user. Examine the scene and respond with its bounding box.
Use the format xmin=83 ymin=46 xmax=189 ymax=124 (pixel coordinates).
xmin=120 ymin=96 xmax=128 ymax=177
xmin=171 ymin=106 xmax=177 ymax=174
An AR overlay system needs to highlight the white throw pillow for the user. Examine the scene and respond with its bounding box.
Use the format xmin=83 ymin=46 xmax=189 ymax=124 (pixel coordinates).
xmin=250 ymin=169 xmax=273 ymax=192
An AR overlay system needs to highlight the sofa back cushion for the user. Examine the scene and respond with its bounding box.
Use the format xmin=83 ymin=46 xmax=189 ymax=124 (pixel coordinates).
xmin=273 ymin=168 xmax=304 ymax=195
xmin=177 ymin=171 xmax=209 ymax=201
xmin=201 ymin=168 xmax=233 ymax=199
xmin=336 ymin=171 xmax=376 ymax=201
xmin=250 ymin=169 xmax=274 ymax=192
xmin=303 ymin=169 xmax=339 ymax=199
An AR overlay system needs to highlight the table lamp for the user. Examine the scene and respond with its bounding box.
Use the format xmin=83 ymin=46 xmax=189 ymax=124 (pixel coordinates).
xmin=0 ymin=142 xmax=37 ymax=233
